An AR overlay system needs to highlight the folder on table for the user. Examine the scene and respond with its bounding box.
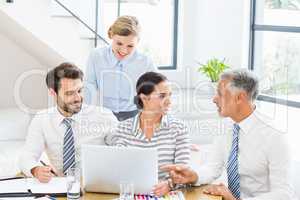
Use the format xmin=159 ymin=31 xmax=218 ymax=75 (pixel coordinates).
xmin=0 ymin=177 xmax=68 ymax=198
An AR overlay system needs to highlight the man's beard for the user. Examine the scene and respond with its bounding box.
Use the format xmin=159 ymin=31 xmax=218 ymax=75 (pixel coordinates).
xmin=58 ymin=98 xmax=82 ymax=115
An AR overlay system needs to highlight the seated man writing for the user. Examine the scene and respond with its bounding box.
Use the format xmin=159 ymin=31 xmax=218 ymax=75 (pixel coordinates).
xmin=19 ymin=62 xmax=116 ymax=182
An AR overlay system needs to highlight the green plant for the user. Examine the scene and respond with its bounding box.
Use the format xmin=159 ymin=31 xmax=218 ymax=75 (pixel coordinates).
xmin=197 ymin=58 xmax=229 ymax=82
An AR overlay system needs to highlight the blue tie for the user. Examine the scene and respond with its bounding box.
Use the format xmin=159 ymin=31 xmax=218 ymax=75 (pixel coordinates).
xmin=227 ymin=123 xmax=241 ymax=199
xmin=63 ymin=118 xmax=76 ymax=175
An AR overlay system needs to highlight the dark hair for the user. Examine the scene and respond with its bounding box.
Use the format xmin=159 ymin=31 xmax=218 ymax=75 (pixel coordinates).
xmin=46 ymin=62 xmax=83 ymax=93
xmin=134 ymin=72 xmax=167 ymax=109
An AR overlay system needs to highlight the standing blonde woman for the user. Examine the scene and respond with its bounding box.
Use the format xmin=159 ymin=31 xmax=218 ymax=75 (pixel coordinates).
xmin=85 ymin=15 xmax=156 ymax=121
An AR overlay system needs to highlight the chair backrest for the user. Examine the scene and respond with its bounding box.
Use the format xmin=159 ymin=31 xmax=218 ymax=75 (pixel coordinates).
xmin=0 ymin=108 xmax=32 ymax=141
xmin=173 ymin=112 xmax=226 ymax=145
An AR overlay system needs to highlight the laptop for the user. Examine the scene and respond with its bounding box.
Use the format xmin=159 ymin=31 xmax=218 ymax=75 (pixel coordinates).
xmin=81 ymin=145 xmax=158 ymax=194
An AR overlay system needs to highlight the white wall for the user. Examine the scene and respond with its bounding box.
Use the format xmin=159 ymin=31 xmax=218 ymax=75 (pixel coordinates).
xmin=0 ymin=0 xmax=94 ymax=67
xmin=0 ymin=0 xmax=96 ymax=110
xmin=0 ymin=33 xmax=49 ymax=110
xmin=162 ymin=0 xmax=248 ymax=88
xmin=0 ymin=0 xmax=250 ymax=109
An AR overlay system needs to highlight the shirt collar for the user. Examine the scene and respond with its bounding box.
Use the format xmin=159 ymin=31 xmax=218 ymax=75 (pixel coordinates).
xmin=108 ymin=46 xmax=119 ymax=67
xmin=236 ymin=108 xmax=258 ymax=134
xmin=132 ymin=112 xmax=170 ymax=135
xmin=53 ymin=106 xmax=80 ymax=126
xmin=161 ymin=114 xmax=169 ymax=128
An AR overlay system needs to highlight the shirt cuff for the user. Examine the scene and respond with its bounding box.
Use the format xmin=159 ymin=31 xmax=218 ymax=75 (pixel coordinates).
xmin=191 ymin=166 xmax=213 ymax=186
xmin=22 ymin=162 xmax=39 ymax=177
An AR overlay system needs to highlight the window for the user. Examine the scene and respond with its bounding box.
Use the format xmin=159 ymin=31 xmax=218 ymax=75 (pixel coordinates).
xmin=249 ymin=0 xmax=300 ymax=107
xmin=99 ymin=0 xmax=179 ymax=69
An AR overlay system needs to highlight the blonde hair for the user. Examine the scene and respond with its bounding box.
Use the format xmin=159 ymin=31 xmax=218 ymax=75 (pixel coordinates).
xmin=108 ymin=15 xmax=141 ymax=38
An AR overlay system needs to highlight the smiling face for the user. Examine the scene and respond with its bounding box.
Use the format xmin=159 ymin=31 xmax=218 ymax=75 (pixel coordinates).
xmin=55 ymin=78 xmax=83 ymax=116
xmin=111 ymin=34 xmax=139 ymax=60
xmin=142 ymin=81 xmax=172 ymax=115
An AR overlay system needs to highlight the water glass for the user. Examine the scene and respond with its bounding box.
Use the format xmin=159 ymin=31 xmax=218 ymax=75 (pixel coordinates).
xmin=67 ymin=167 xmax=81 ymax=200
xmin=119 ymin=181 xmax=134 ymax=200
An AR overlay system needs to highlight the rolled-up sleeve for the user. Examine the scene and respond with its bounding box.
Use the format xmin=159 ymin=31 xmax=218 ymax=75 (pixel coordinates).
xmin=84 ymin=50 xmax=99 ymax=105
xmin=18 ymin=116 xmax=45 ymax=177
xmin=110 ymin=122 xmax=127 ymax=147
xmin=174 ymin=124 xmax=190 ymax=165
xmin=193 ymin=136 xmax=226 ymax=186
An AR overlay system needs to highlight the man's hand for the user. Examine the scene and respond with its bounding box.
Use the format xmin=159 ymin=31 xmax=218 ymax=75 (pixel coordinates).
xmin=160 ymin=164 xmax=198 ymax=184
xmin=152 ymin=180 xmax=170 ymax=197
xmin=31 ymin=166 xmax=55 ymax=183
xmin=203 ymin=183 xmax=237 ymax=200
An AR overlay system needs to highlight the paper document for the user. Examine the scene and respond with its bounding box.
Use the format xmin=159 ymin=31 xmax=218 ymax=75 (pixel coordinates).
xmin=0 ymin=177 xmax=67 ymax=194
xmin=0 ymin=178 xmax=28 ymax=193
xmin=0 ymin=198 xmax=35 ymax=200
xmin=26 ymin=177 xmax=67 ymax=194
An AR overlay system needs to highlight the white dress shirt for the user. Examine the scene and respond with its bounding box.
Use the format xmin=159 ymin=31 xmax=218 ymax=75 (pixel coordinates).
xmin=195 ymin=109 xmax=297 ymax=200
xmin=19 ymin=105 xmax=117 ymax=176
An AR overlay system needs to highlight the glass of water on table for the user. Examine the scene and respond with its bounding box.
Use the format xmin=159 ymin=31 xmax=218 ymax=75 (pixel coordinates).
xmin=119 ymin=181 xmax=134 ymax=200
xmin=67 ymin=167 xmax=81 ymax=200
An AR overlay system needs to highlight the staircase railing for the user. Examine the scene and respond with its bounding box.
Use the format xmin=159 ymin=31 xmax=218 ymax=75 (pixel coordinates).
xmin=53 ymin=0 xmax=109 ymax=47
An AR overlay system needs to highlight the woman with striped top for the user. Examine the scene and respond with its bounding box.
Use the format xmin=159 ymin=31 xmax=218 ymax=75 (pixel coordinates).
xmin=111 ymin=72 xmax=190 ymax=196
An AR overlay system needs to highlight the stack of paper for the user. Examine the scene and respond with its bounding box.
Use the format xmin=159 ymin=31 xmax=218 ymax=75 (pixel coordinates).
xmin=0 ymin=178 xmax=28 ymax=194
xmin=0 ymin=177 xmax=67 ymax=197
xmin=0 ymin=198 xmax=35 ymax=200
xmin=26 ymin=177 xmax=67 ymax=194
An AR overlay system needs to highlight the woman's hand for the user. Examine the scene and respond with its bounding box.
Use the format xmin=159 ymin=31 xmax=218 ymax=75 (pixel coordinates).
xmin=152 ymin=180 xmax=170 ymax=197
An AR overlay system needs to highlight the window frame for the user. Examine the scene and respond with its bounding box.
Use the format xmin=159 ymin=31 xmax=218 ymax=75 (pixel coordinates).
xmin=117 ymin=0 xmax=179 ymax=70
xmin=249 ymin=0 xmax=300 ymax=108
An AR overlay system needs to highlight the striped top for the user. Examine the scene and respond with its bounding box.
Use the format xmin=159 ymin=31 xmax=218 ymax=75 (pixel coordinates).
xmin=111 ymin=113 xmax=190 ymax=180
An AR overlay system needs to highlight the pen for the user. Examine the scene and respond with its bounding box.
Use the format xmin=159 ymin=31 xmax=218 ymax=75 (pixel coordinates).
xmin=35 ymin=195 xmax=56 ymax=200
xmin=47 ymin=195 xmax=56 ymax=200
xmin=0 ymin=176 xmax=24 ymax=181
xmin=40 ymin=160 xmax=58 ymax=176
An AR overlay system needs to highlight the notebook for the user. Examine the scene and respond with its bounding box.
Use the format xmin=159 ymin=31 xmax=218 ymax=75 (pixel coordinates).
xmin=0 ymin=177 xmax=67 ymax=197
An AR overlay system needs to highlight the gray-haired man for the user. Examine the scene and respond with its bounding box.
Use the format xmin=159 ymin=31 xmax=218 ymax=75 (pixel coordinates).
xmin=162 ymin=69 xmax=296 ymax=200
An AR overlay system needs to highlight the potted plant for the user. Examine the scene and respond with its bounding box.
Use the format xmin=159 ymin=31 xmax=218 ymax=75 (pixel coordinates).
xmin=197 ymin=58 xmax=229 ymax=82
